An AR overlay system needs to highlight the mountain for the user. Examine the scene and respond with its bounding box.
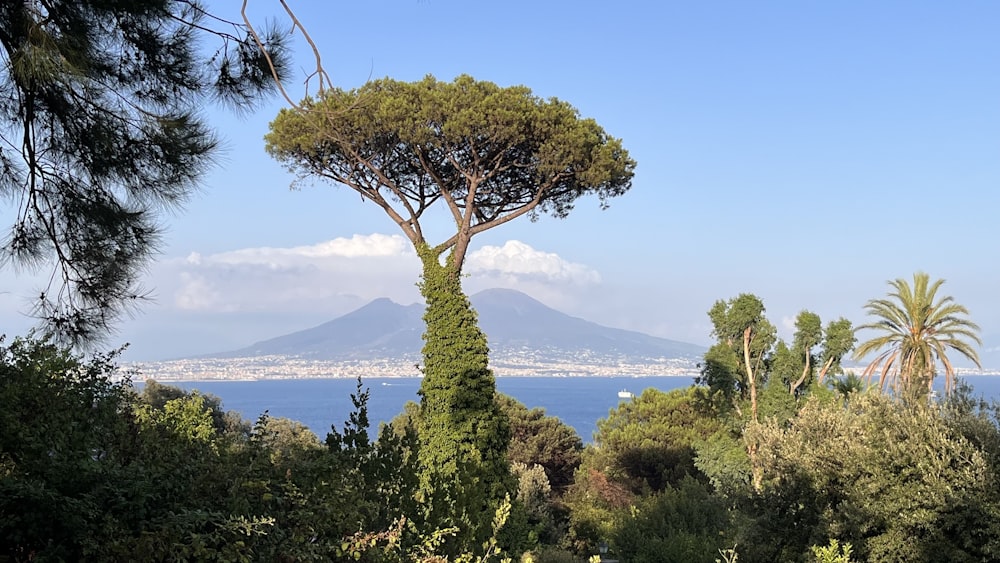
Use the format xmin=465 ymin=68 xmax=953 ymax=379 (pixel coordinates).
xmin=212 ymin=288 xmax=704 ymax=367
xmin=472 ymin=288 xmax=704 ymax=360
xmin=213 ymin=297 xmax=424 ymax=360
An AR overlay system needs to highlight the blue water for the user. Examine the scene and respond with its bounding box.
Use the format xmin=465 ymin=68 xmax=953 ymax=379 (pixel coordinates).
xmin=165 ymin=375 xmax=1000 ymax=443
xmin=167 ymin=376 xmax=695 ymax=442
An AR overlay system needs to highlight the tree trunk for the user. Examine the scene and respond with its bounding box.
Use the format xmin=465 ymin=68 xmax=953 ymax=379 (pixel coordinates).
xmin=790 ymin=352 xmax=811 ymax=396
xmin=743 ymin=326 xmax=758 ymax=423
xmin=816 ymin=357 xmax=835 ymax=384
xmin=414 ymin=245 xmax=512 ymax=556
xmin=748 ymin=435 xmax=763 ymax=492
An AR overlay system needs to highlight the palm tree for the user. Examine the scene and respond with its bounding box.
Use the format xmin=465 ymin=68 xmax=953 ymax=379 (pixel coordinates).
xmin=853 ymin=272 xmax=981 ymax=397
xmin=829 ymin=372 xmax=865 ymax=405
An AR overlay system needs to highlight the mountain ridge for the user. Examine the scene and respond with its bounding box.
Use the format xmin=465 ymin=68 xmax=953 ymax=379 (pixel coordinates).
xmin=209 ymin=288 xmax=704 ymax=368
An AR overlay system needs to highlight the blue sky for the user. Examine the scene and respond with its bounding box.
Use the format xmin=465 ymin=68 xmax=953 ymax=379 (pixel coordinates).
xmin=2 ymin=1 xmax=998 ymax=368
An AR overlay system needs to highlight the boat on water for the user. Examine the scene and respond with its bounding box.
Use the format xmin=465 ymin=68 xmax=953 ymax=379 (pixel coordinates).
xmin=618 ymin=389 xmax=634 ymax=399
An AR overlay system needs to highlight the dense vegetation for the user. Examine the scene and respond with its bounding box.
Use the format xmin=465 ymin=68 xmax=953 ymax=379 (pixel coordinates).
xmin=3 ymin=274 xmax=997 ymax=562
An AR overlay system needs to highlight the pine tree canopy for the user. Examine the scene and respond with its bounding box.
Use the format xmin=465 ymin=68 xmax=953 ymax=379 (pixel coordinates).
xmin=0 ymin=1 xmax=290 ymax=344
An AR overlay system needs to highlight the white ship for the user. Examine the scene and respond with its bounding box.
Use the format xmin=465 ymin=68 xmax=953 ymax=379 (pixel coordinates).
xmin=618 ymin=389 xmax=634 ymax=399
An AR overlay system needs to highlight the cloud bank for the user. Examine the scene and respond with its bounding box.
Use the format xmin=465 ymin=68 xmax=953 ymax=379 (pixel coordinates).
xmin=466 ymin=240 xmax=601 ymax=285
xmin=169 ymin=234 xmax=422 ymax=314
xmin=162 ymin=235 xmax=600 ymax=315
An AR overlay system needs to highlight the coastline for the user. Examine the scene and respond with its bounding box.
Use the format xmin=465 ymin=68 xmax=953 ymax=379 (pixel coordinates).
xmin=126 ymin=354 xmax=703 ymax=382
xmin=126 ymin=353 xmax=1000 ymax=384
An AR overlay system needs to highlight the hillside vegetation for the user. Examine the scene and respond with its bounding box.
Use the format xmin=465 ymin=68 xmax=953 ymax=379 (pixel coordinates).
xmin=3 ymin=279 xmax=998 ymax=562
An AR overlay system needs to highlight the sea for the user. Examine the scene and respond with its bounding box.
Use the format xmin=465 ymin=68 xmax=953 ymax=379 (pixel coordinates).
xmin=161 ymin=375 xmax=1000 ymax=443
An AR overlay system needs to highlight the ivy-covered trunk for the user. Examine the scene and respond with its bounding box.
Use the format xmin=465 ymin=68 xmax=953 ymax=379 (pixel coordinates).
xmin=415 ymin=245 xmax=513 ymax=556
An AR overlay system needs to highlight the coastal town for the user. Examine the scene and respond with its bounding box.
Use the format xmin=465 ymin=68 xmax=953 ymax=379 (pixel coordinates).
xmin=130 ymin=351 xmax=998 ymax=382
xmin=130 ymin=353 xmax=702 ymax=381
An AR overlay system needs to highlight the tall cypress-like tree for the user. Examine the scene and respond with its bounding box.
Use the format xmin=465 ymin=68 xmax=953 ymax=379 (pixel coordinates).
xmin=788 ymin=310 xmax=821 ymax=396
xmin=706 ymin=294 xmax=776 ymax=423
xmin=816 ymin=317 xmax=855 ymax=384
xmin=0 ymin=1 xmax=289 ymax=343
xmin=266 ymin=74 xmax=635 ymax=554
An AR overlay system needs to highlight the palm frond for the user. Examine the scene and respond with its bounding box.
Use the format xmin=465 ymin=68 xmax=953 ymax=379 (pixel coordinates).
xmin=853 ymin=272 xmax=981 ymax=399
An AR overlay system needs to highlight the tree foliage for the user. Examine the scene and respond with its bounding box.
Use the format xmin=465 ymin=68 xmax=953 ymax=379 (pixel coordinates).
xmin=745 ymin=393 xmax=1000 ymax=563
xmin=0 ymin=338 xmax=498 ymax=561
xmin=564 ymin=387 xmax=726 ymax=557
xmin=324 ymin=378 xmax=421 ymax=542
xmin=497 ymin=393 xmax=583 ymax=494
xmin=590 ymin=387 xmax=724 ymax=493
xmin=771 ymin=340 xmax=805 ymax=398
xmin=265 ymin=74 xmax=635 ymax=272
xmin=0 ymin=336 xmax=132 ymax=560
xmin=817 ymin=317 xmax=855 ymax=384
xmin=612 ymin=477 xmax=732 ymax=563
xmin=853 ymin=272 xmax=981 ymax=398
xmin=0 ymin=0 xmax=290 ymax=343
xmin=706 ymin=294 xmax=776 ymax=422
xmin=789 ymin=310 xmax=822 ymax=395
xmin=698 ymin=342 xmax=743 ymax=411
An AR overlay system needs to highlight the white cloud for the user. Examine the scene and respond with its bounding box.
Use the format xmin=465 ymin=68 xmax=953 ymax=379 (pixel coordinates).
xmin=466 ymin=240 xmax=601 ymax=285
xmin=174 ymin=272 xmax=222 ymax=311
xmin=154 ymin=236 xmax=603 ymax=320
xmin=164 ymin=234 xmax=422 ymax=313
xmin=779 ymin=315 xmax=797 ymax=341
xmin=194 ymin=233 xmax=410 ymax=265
